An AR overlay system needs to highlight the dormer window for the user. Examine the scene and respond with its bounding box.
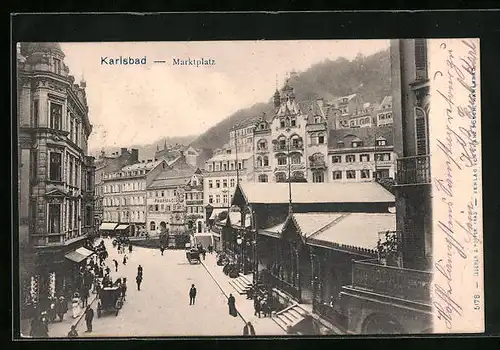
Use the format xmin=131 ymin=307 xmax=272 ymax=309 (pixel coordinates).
xmin=337 ymin=141 xmax=344 ymax=148
xmin=314 ymin=116 xmax=322 ymax=124
xmin=376 ymin=139 xmax=387 ymax=146
xmin=290 ymin=117 xmax=296 ymax=127
xmin=352 ymin=140 xmax=363 ymax=148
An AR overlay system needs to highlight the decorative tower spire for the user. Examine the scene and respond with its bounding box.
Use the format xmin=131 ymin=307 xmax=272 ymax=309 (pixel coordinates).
xmin=164 ymin=138 xmax=167 ymax=150
xmin=273 ymin=74 xmax=280 ymax=108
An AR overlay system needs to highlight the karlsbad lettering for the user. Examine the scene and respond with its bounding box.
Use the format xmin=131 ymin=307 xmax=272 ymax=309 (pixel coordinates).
xmin=101 ymin=56 xmax=147 ymax=65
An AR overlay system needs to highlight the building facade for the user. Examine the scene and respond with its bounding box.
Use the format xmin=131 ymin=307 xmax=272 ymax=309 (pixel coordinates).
xmin=376 ymin=95 xmax=393 ymax=126
xmin=17 ymin=42 xmax=96 ymax=315
xmin=101 ymin=159 xmax=166 ymax=236
xmin=94 ymin=148 xmax=139 ymax=230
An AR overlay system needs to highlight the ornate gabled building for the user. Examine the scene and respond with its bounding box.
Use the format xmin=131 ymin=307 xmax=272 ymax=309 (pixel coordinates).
xmin=17 ymin=42 xmax=96 ymax=318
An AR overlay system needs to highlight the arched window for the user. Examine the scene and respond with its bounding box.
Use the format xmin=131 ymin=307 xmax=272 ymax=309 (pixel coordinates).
xmin=292 ymin=171 xmax=304 ymax=180
xmin=263 ymin=156 xmax=269 ymax=166
xmin=258 ymin=174 xmax=268 ymax=182
xmin=257 ymin=156 xmax=263 ymax=167
xmin=257 ymin=139 xmax=267 ymax=150
xmin=313 ymin=172 xmax=325 ymax=183
xmin=277 ymin=155 xmax=287 ymax=165
xmin=277 ymin=135 xmax=286 ymax=150
xmin=275 ymin=172 xmax=286 ymax=182
xmin=290 ymin=135 xmax=303 ymax=149
xmin=150 ymin=221 xmax=156 ymax=231
xmin=291 ymin=153 xmax=301 ymax=164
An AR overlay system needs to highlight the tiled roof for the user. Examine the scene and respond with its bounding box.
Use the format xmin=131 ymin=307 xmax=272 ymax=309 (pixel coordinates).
xmin=328 ymin=125 xmax=393 ymax=148
xmin=291 ymin=213 xmax=346 ymax=238
xmin=237 ymin=182 xmax=395 ymax=204
xmin=207 ymin=152 xmax=254 ymax=162
xmin=148 ymin=162 xmax=197 ymax=189
xmin=228 ymin=211 xmax=252 ymax=227
xmin=121 ymin=160 xmax=163 ymax=171
xmin=259 ymin=222 xmax=286 ymax=238
xmin=298 ymin=100 xmax=325 ymax=119
xmin=308 ymin=213 xmax=396 ymax=251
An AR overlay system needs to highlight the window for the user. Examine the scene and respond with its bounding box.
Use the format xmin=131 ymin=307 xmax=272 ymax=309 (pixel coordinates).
xmin=208 ymin=164 xmax=213 ymax=172
xmin=215 ymin=195 xmax=221 ymax=204
xmin=346 ymin=170 xmax=356 ymax=179
xmin=263 ymin=156 xmax=269 ymax=166
xmin=258 ymin=174 xmax=268 ymax=182
xmin=50 ymin=103 xmax=63 ymax=130
xmin=333 ymin=171 xmax=342 ymax=180
xmin=290 ymin=117 xmax=296 ymax=127
xmin=230 ymin=163 xmax=234 ymax=170
xmin=337 ymin=141 xmax=344 ymax=148
xmin=230 ymin=178 xmax=235 ymax=187
xmin=48 ymin=203 xmax=61 ymax=233
xmin=216 ymin=180 xmax=220 ymax=188
xmin=49 ymin=152 xmax=62 ymax=181
xmin=280 ymin=119 xmax=285 ymax=128
xmin=238 ymin=163 xmax=242 ymax=170
xmin=277 ymin=155 xmax=287 ymax=165
xmin=291 ymin=154 xmax=301 ymax=164
xmin=332 ymin=156 xmax=341 ymax=163
xmin=313 ymin=172 xmax=324 ymax=183
xmin=223 ymin=179 xmax=228 ymax=188
xmin=223 ymin=194 xmax=228 ymax=203
xmin=415 ymin=39 xmax=428 ymax=80
xmin=209 ymin=195 xmax=213 ymax=203
xmin=69 ymin=117 xmax=74 ymax=141
xmin=223 ymin=164 xmax=227 ymax=171
xmin=352 ymin=141 xmax=362 ymax=148
xmin=208 ymin=180 xmax=213 ymax=189
xmin=376 ymin=139 xmax=387 ymax=146
xmin=75 ymin=123 xmax=79 ymax=146
xmin=160 ymin=204 xmax=164 ymax=211
xmin=361 ymin=170 xmax=370 ymax=179
xmin=33 ymin=100 xmax=39 ymax=127
xmin=375 ymin=153 xmax=391 ymax=161
xmin=275 ymin=173 xmax=286 ymax=182
xmin=155 ymin=205 xmax=159 ymax=211
xmin=258 ymin=140 xmax=267 ymax=150
xmin=155 ymin=191 xmax=158 ymax=197
xmin=415 ymin=106 xmax=429 ymax=155
xmin=314 ymin=116 xmax=322 ymax=124
xmin=257 ymin=156 xmax=263 ymax=167
xmin=30 ymin=150 xmax=38 ymax=182
xmin=53 ymin=58 xmax=62 ymax=74
xmin=318 ymin=135 xmax=325 ymax=144
xmin=360 ymin=154 xmax=370 ymax=162
xmin=346 ymin=155 xmax=356 ymax=163
xmin=150 ymin=222 xmax=156 ymax=231
xmin=161 ymin=191 xmax=165 ymax=197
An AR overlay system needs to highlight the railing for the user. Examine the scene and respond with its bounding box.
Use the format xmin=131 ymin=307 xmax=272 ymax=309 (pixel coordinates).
xmin=352 ymin=260 xmax=432 ymax=302
xmin=261 ymin=270 xmax=301 ymax=301
xmin=396 ymin=155 xmax=431 ymax=185
xmin=186 ymin=200 xmax=204 ymax=205
xmin=309 ymin=160 xmax=327 ymax=169
xmin=313 ymin=302 xmax=348 ymax=330
xmin=290 ymin=143 xmax=304 ymax=151
xmin=273 ymin=144 xmax=288 ymax=152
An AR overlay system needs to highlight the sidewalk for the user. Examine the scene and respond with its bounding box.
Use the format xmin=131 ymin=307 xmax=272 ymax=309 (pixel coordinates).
xmin=201 ymin=253 xmax=286 ymax=336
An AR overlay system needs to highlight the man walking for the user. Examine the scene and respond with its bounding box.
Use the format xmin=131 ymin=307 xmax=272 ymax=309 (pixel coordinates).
xmin=136 ymin=273 xmax=143 ymax=291
xmin=113 ymin=259 xmax=118 ymax=272
xmin=137 ymin=265 xmax=143 ymax=277
xmin=84 ymin=306 xmax=94 ymax=333
xmin=189 ymin=284 xmax=197 ymax=305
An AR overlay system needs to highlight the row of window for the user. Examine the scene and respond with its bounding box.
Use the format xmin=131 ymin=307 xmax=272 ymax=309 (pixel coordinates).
xmin=208 ymin=194 xmax=232 ymax=204
xmin=102 ymin=211 xmax=145 ymax=222
xmin=104 ymin=169 xmax=148 ymax=179
xmin=48 ymin=151 xmax=84 ymax=188
xmin=377 ymin=112 xmax=393 ymax=120
xmin=148 ymin=189 xmax=179 ymax=198
xmin=207 ymin=162 xmax=243 ymax=172
xmin=331 ymin=153 xmax=392 ymax=163
xmin=208 ymin=178 xmax=236 ymax=189
xmin=103 ymin=196 xmax=145 ymax=207
xmin=186 ymin=192 xmax=203 ymax=200
xmin=279 ymin=116 xmax=297 ymax=128
xmin=104 ymin=182 xmax=146 ymax=194
xmin=46 ymin=201 xmax=92 ymax=234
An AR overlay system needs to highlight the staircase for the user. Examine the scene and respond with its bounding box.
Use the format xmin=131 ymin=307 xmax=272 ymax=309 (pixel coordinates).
xmin=228 ymin=273 xmax=253 ymax=295
xmin=273 ymin=303 xmax=310 ymax=333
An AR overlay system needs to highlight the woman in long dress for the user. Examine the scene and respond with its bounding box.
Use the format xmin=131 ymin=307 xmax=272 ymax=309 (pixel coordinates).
xmin=71 ymin=292 xmax=82 ymax=318
xmin=228 ymin=294 xmax=238 ymax=317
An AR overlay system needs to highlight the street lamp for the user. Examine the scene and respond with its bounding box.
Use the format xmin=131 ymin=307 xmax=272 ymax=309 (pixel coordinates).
xmin=236 ymin=235 xmax=243 ymax=272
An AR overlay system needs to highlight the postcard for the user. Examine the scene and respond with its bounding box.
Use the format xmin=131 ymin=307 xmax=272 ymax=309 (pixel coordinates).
xmin=14 ymin=38 xmax=482 ymax=338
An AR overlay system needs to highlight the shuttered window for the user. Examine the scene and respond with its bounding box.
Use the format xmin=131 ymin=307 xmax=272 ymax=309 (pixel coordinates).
xmin=415 ymin=39 xmax=428 ymax=80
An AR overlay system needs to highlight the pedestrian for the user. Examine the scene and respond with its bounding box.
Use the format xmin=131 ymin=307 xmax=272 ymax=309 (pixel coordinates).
xmin=121 ymin=277 xmax=127 ymax=302
xmin=71 ymin=292 xmax=82 ymax=318
xmin=105 ymin=266 xmax=111 ymax=275
xmin=123 ymin=254 xmax=128 ymax=265
xmin=29 ymin=314 xmax=40 ymax=337
xmin=136 ymin=274 xmax=143 ymax=291
xmin=84 ymin=306 xmax=94 ymax=333
xmin=117 ymin=243 xmax=121 ymax=254
xmin=129 ymin=244 xmax=133 ymax=254
xmin=160 ymin=245 xmax=165 ymax=256
xmin=67 ymin=325 xmax=79 ymax=338
xmin=201 ymin=248 xmax=206 ymax=260
xmin=113 ymin=259 xmax=118 ymax=272
xmin=39 ymin=312 xmax=49 ymax=337
xmin=56 ymin=296 xmax=68 ymax=322
xmin=137 ymin=265 xmax=143 ymax=277
xmin=228 ymin=294 xmax=238 ymax=317
xmin=243 ymin=321 xmax=256 ymax=336
xmin=81 ymin=286 xmax=89 ymax=308
xmin=254 ymin=297 xmax=261 ymax=318
xmin=189 ymin=284 xmax=197 ymax=305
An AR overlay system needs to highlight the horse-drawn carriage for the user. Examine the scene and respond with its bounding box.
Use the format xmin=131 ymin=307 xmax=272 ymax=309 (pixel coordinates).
xmin=97 ymin=279 xmax=125 ymax=317
xmin=185 ymin=243 xmax=201 ymax=264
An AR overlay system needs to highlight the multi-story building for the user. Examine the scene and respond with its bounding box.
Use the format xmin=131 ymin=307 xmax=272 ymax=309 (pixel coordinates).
xmin=145 ymin=154 xmax=199 ymax=238
xmin=203 ymin=151 xmax=254 ymax=219
xmin=228 ymin=117 xmax=258 ymax=153
xmin=338 ymin=38 xmax=433 ymax=334
xmin=17 ymin=42 xmax=96 ymax=315
xmin=376 ymin=95 xmax=393 ymax=126
xmin=184 ymin=169 xmax=205 ymax=233
xmin=94 ymin=148 xmax=139 ymax=229
xmin=327 ymin=126 xmax=396 ymax=182
xmin=101 ymin=159 xmax=166 ymax=236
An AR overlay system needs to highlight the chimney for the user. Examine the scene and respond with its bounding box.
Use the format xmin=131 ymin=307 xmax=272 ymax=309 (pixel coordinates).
xmin=147 ymin=159 xmax=152 ymax=163
xmin=120 ymin=148 xmax=128 ymax=155
xmin=131 ymin=148 xmax=139 ymax=162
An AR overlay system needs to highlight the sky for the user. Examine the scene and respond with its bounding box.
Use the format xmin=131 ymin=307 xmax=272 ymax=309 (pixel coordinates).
xmin=60 ymin=40 xmax=389 ymax=151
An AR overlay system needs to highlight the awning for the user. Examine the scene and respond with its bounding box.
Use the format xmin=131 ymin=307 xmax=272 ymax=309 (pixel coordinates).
xmin=99 ymin=222 xmax=118 ymax=230
xmin=209 ymin=209 xmax=227 ymax=220
xmin=116 ymin=224 xmax=130 ymax=230
xmin=65 ymin=247 xmax=95 ymax=263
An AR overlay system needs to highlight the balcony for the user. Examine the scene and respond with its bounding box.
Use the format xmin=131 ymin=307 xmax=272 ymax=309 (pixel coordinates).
xmin=374 ymin=160 xmax=394 ymax=168
xmin=309 ymin=160 xmax=327 ymax=170
xmin=351 ymin=260 xmax=431 ymax=303
xmin=256 ymin=147 xmax=269 ymax=154
xmin=273 ymin=144 xmax=288 ymax=152
xmin=396 ymin=155 xmax=431 ymax=185
xmin=186 ymin=199 xmax=204 ymax=206
xmin=290 ymin=143 xmax=304 ymax=151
